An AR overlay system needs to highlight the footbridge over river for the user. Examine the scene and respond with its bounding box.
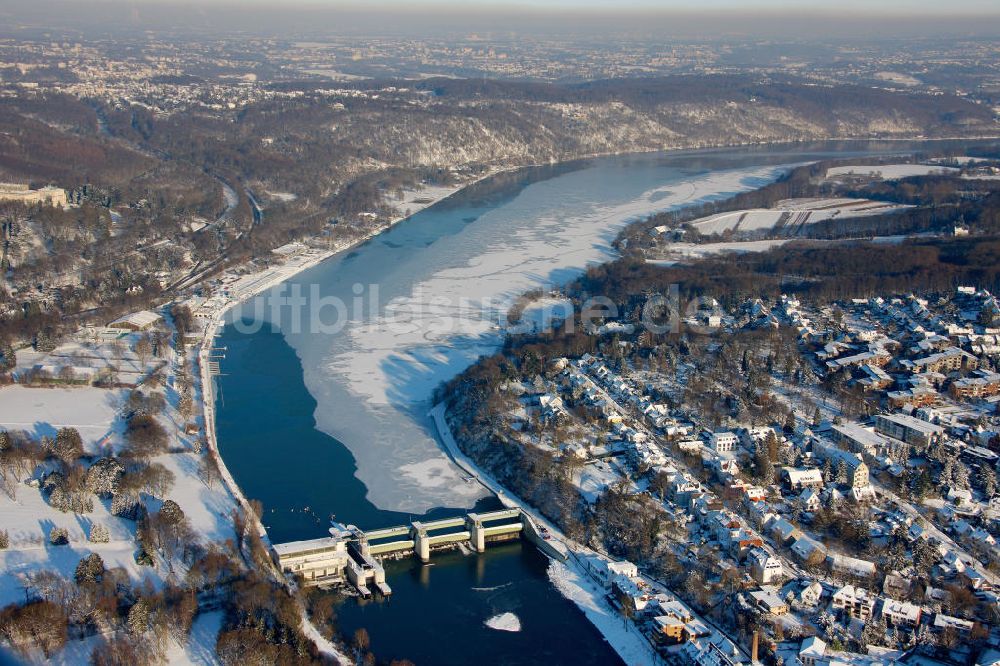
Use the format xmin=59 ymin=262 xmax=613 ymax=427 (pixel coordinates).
xmin=272 ymin=508 xmax=545 ymax=597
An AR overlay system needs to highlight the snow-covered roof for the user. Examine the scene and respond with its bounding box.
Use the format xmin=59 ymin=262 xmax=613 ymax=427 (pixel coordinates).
xmin=109 ymin=310 xmax=163 ymax=330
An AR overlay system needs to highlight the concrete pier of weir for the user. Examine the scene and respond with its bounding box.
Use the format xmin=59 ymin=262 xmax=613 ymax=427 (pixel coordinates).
xmin=272 ymin=508 xmax=530 ymax=596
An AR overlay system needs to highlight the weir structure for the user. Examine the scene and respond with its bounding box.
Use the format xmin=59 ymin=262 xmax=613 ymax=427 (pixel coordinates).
xmin=272 ymin=508 xmax=531 ymax=597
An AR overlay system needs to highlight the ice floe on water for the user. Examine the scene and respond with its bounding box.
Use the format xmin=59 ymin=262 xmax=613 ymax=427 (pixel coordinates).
xmin=485 ymin=612 xmax=522 ymax=632
xmin=472 ymin=582 xmax=513 ymax=593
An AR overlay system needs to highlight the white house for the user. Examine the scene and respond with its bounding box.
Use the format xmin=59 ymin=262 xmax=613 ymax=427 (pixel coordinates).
xmin=586 ymin=557 xmax=638 ymax=589
xmin=798 ymin=581 xmax=824 ymax=607
xmin=880 ymin=599 xmax=921 ymax=630
xmin=710 ymin=431 xmax=739 ymax=453
xmin=747 ymin=547 xmax=784 ymax=584
xmin=933 ymin=613 xmax=974 ymax=635
xmin=799 ymin=487 xmax=821 ymax=512
xmin=832 ymin=584 xmax=875 ymax=621
xmin=799 ymin=637 xmax=828 ymax=666
xmin=783 ymin=467 xmax=824 ymax=490
xmin=828 ymin=554 xmax=877 ymax=579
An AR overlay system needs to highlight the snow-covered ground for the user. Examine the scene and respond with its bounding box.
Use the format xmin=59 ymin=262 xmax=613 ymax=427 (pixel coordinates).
xmin=648 ymin=239 xmax=793 ymax=265
xmin=826 ymin=163 xmax=959 ymax=180
xmin=12 ymin=332 xmax=164 ymax=386
xmin=873 ymin=71 xmax=921 ymax=87
xmin=576 ymin=461 xmax=623 ymax=504
xmin=507 ymin=297 xmax=574 ymax=334
xmin=46 ymin=610 xmax=224 ymax=665
xmin=265 ymin=191 xmax=298 ymax=203
xmin=547 ymin=559 xmax=658 ymax=665
xmin=0 ymin=319 xmax=239 ymax=663
xmin=930 ymin=156 xmax=990 ymax=166
xmin=0 ymin=447 xmax=236 ymax=608
xmin=0 ymin=386 xmax=124 ymax=452
xmin=393 ymin=183 xmax=463 ymax=214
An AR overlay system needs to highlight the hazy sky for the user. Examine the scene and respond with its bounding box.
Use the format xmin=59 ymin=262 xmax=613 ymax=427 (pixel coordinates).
xmin=326 ymin=0 xmax=999 ymax=9
xmin=24 ymin=0 xmax=1000 ymax=11
xmin=2 ymin=0 xmax=998 ymax=39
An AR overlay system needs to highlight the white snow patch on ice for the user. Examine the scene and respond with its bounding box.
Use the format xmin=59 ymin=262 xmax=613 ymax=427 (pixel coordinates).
xmin=484 ymin=612 xmax=521 ymax=632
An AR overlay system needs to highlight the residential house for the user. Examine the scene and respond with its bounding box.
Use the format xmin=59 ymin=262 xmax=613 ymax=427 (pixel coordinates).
xmin=904 ymin=347 xmax=978 ymax=374
xmin=831 ymin=584 xmax=875 ymax=621
xmin=677 ymin=439 xmax=703 ymax=453
xmin=650 ymin=597 xmax=701 ymax=644
xmin=826 ymin=350 xmax=891 ymax=372
xmin=798 ymin=581 xmax=824 ymax=607
xmin=887 ymin=386 xmax=939 ymax=409
xmin=857 ymin=364 xmax=893 ymax=391
xmin=108 ymin=310 xmax=163 ymax=332
xmin=950 ymin=372 xmax=1000 ymax=399
xmin=799 ymin=487 xmax=821 ymax=512
xmin=710 ymin=431 xmax=739 ymax=453
xmin=790 ymin=536 xmax=826 ymax=564
xmin=882 ymin=572 xmax=912 ymax=599
xmin=783 ymin=467 xmax=824 ymax=490
xmin=933 ymin=613 xmax=975 ymax=636
xmin=828 ymin=554 xmax=877 ymax=580
xmin=814 ymin=440 xmax=870 ymax=488
xmin=880 ymin=599 xmax=921 ymax=630
xmin=586 ymin=557 xmax=638 ymax=589
xmin=748 ymin=588 xmax=789 ymax=616
xmin=831 ymin=422 xmax=889 ymax=457
xmin=538 ymin=394 xmax=568 ymax=423
xmin=799 ymin=637 xmax=828 ymax=666
xmin=769 ymin=517 xmax=803 ymax=546
xmin=747 ymin=547 xmax=784 ymax=584
xmin=875 ymin=413 xmax=945 ymax=449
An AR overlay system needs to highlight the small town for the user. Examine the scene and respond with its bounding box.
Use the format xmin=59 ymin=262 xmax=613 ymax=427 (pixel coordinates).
xmin=456 ymin=283 xmax=1000 ymax=665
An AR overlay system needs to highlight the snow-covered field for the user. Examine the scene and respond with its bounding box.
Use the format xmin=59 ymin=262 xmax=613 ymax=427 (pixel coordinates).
xmin=826 ymin=163 xmax=959 ymax=180
xmin=647 ymin=239 xmax=792 ymax=265
xmin=0 ymin=386 xmax=124 ymax=452
xmin=873 ymin=71 xmax=921 ymax=87
xmin=273 ymin=162 xmax=788 ymax=513
xmin=684 ymin=197 xmax=911 ymax=236
xmin=393 ymin=183 xmax=463 ymax=213
xmin=508 ymin=297 xmax=574 ymax=334
xmin=0 ymin=323 xmax=238 ymax=663
xmin=576 ymin=461 xmax=622 ymax=504
xmin=13 ymin=332 xmax=163 ymax=387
